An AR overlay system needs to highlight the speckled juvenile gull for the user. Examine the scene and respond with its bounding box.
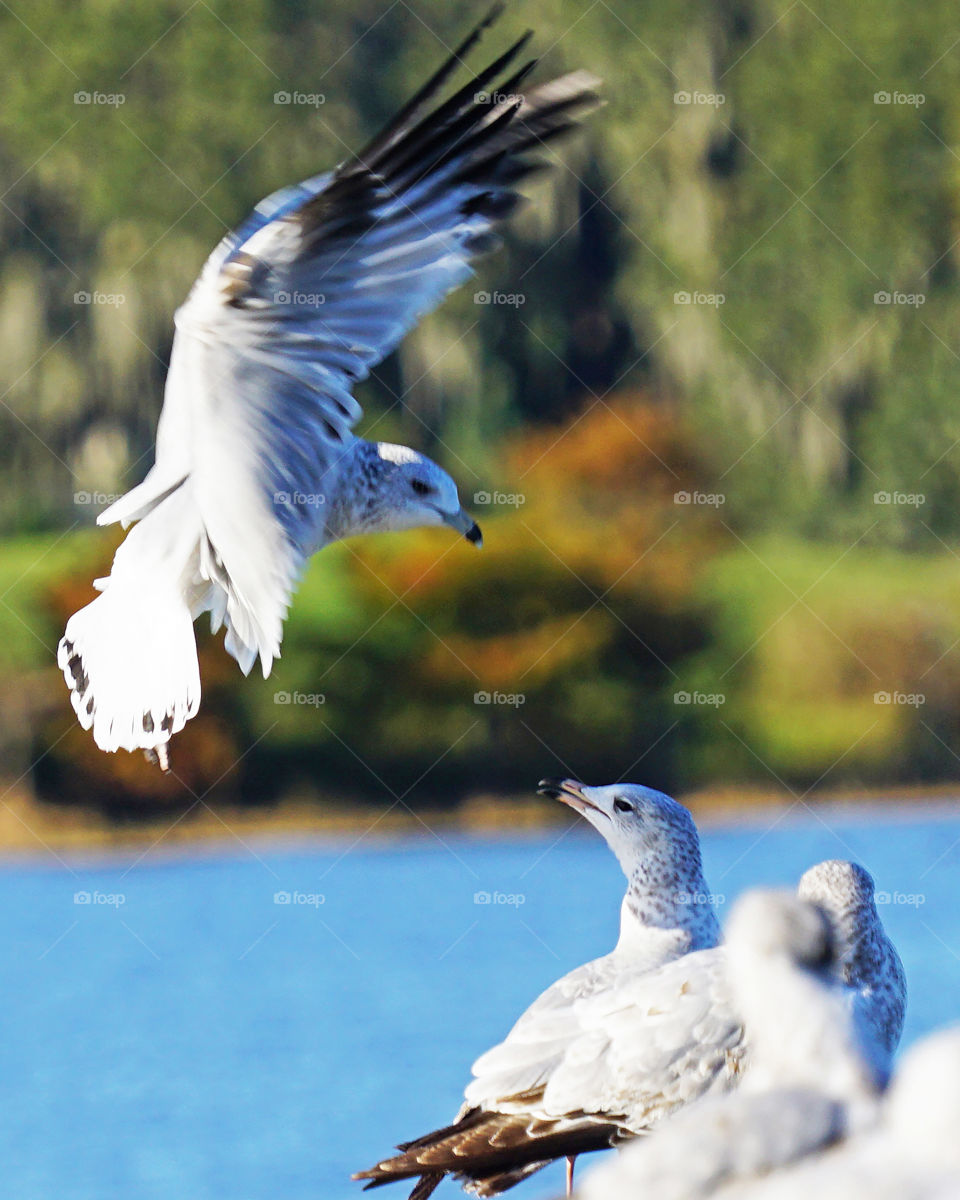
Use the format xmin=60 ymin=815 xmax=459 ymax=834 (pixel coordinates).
xmin=573 ymin=890 xmax=888 ymax=1200
xmin=354 ymin=779 xmax=733 ymax=1199
xmin=722 ymin=890 xmax=886 ymax=1099
xmin=57 ymin=9 xmax=600 ymax=763
xmin=797 ymin=860 xmax=906 ymax=1058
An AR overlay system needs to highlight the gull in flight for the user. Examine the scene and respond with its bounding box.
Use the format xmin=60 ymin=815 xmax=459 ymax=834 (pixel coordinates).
xmin=354 ymin=778 xmax=729 ymax=1198
xmin=572 ymin=889 xmax=890 ymax=1200
xmin=57 ymin=9 xmax=600 ymax=766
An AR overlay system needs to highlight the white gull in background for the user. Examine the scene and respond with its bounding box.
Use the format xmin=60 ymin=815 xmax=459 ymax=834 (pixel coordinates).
xmin=752 ymin=1026 xmax=960 ymax=1200
xmin=797 ymin=860 xmax=906 ymax=1057
xmin=355 ymin=778 xmax=731 ymax=1198
xmin=57 ymin=9 xmax=600 ymax=764
xmin=573 ymin=890 xmax=889 ymax=1200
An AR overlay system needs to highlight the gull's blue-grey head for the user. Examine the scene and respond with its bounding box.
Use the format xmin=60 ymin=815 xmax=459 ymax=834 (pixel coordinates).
xmin=798 ymin=859 xmax=876 ymax=910
xmin=537 ymin=778 xmax=703 ymax=877
xmin=333 ymin=441 xmax=482 ymax=546
xmin=537 ymin=778 xmax=719 ymax=942
xmin=797 ymin=860 xmax=879 ymax=968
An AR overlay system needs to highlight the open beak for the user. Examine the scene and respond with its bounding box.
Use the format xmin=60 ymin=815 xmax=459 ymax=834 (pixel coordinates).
xmin=537 ymin=777 xmax=607 ymax=819
xmin=442 ymin=507 xmax=483 ymax=548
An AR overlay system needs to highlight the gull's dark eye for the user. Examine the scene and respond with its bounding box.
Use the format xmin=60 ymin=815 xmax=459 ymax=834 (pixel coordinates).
xmin=411 ymin=479 xmax=432 ymax=497
xmin=613 ymin=798 xmax=634 ymax=814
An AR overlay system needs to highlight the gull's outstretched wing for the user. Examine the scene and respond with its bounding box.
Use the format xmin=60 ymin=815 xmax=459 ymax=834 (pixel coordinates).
xmin=101 ymin=11 xmax=600 ymax=675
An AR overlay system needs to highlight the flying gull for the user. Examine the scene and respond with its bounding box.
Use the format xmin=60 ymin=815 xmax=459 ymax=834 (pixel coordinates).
xmin=57 ymin=10 xmax=600 ymax=765
xmin=797 ymin=859 xmax=906 ymax=1058
xmin=572 ymin=890 xmax=889 ymax=1200
xmin=354 ymin=778 xmax=731 ymax=1198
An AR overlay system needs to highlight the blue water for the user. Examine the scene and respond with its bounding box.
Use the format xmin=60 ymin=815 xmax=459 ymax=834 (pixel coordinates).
xmin=2 ymin=805 xmax=960 ymax=1200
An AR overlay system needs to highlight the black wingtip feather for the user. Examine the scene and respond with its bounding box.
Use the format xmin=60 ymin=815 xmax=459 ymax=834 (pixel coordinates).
xmin=295 ymin=17 xmax=601 ymax=279
xmin=366 ymin=31 xmax=537 ymax=182
xmin=356 ymin=3 xmax=508 ymax=166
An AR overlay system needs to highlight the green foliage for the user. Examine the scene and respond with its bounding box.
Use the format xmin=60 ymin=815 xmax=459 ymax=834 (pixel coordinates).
xmin=681 ymin=534 xmax=960 ymax=786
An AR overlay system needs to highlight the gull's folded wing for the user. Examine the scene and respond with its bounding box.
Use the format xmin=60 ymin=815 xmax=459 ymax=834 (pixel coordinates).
xmin=466 ymin=949 xmax=743 ymax=1127
xmin=356 ymin=952 xmax=743 ymax=1199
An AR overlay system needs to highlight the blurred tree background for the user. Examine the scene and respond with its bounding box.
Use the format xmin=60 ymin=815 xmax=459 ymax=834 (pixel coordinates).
xmin=3 ymin=0 xmax=960 ymax=822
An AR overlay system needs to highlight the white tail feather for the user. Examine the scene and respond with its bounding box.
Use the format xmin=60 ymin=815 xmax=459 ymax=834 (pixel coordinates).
xmin=59 ymin=486 xmax=203 ymax=755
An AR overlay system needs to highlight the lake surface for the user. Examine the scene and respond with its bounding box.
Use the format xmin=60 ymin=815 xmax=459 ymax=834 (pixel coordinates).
xmin=2 ymin=804 xmax=959 ymax=1200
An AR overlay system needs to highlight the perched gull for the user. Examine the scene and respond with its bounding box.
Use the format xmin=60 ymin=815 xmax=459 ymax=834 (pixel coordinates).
xmin=354 ymin=778 xmax=734 ymax=1199
xmin=721 ymin=890 xmax=887 ymax=1099
xmin=751 ymin=1026 xmax=960 ymax=1200
xmin=734 ymin=1026 xmax=960 ymax=1200
xmin=797 ymin=860 xmax=906 ymax=1057
xmin=57 ymin=10 xmax=600 ymax=764
xmin=572 ymin=890 xmax=888 ymax=1200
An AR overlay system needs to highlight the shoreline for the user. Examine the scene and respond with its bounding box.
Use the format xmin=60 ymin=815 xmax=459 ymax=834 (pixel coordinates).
xmin=0 ymin=781 xmax=958 ymax=866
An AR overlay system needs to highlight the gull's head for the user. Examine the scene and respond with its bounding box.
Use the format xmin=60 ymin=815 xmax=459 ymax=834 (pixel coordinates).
xmin=798 ymin=859 xmax=875 ymax=915
xmin=536 ymin=778 xmax=703 ymax=880
xmin=374 ymin=443 xmax=482 ymax=546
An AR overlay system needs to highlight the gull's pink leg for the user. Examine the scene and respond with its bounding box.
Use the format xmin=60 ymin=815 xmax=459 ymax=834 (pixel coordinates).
xmin=566 ymin=1156 xmax=575 ymax=1196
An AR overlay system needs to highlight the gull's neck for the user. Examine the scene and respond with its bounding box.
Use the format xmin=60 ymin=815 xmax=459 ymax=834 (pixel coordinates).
xmin=324 ymin=439 xmax=385 ymax=541
xmin=827 ymin=900 xmax=906 ymax=1056
xmin=613 ymin=853 xmax=720 ymax=960
xmin=822 ymin=898 xmax=882 ymax=984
